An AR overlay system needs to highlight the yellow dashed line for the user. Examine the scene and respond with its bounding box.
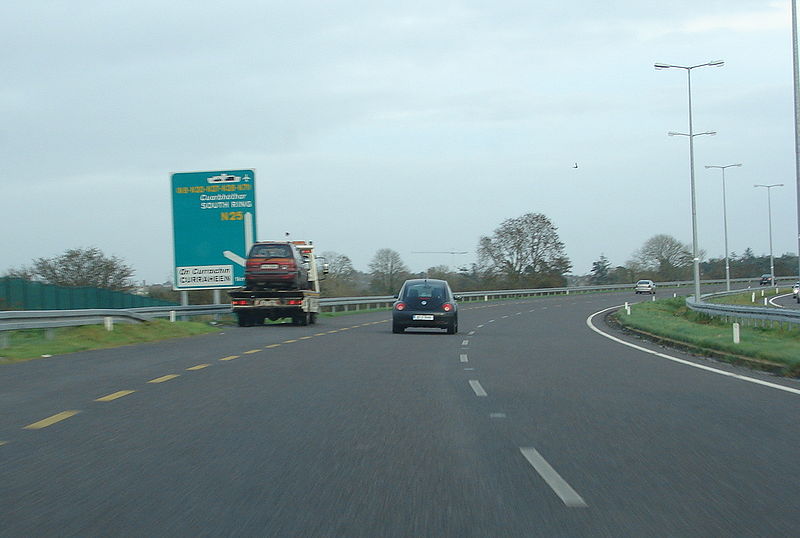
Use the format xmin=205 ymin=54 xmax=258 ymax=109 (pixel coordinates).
xmin=266 ymin=344 xmax=281 ymax=348
xmin=340 ymin=327 xmax=351 ymax=331
xmin=283 ymin=339 xmax=298 ymax=344
xmin=244 ymin=349 xmax=261 ymax=354
xmin=0 ymin=441 xmax=8 ymax=446
xmin=314 ymin=333 xmax=326 ymax=336
xmin=148 ymin=374 xmax=179 ymax=383
xmin=220 ymin=355 xmax=240 ymax=361
xmin=299 ymin=336 xmax=313 ymax=340
xmin=95 ymin=390 xmax=135 ymax=402
xmin=327 ymin=330 xmax=339 ymax=334
xmin=187 ymin=364 xmax=211 ymax=370
xmin=24 ymin=411 xmax=80 ymax=430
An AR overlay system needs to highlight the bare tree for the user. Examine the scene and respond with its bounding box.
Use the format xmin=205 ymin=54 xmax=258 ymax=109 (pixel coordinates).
xmin=631 ymin=234 xmax=694 ymax=280
xmin=368 ymin=248 xmax=409 ymax=294
xmin=319 ymin=251 xmax=360 ymax=297
xmin=10 ymin=247 xmax=135 ymax=290
xmin=478 ymin=213 xmax=571 ymax=287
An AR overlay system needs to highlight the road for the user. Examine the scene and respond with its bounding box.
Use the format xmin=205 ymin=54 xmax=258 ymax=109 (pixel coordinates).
xmin=2 ymin=289 xmax=799 ymax=536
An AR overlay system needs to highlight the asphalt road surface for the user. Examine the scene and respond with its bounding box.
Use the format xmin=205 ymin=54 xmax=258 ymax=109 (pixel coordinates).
xmin=2 ymin=288 xmax=799 ymax=537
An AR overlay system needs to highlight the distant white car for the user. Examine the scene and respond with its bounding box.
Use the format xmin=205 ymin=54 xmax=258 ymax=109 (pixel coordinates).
xmin=792 ymin=282 xmax=799 ymax=298
xmin=635 ymin=279 xmax=656 ymax=294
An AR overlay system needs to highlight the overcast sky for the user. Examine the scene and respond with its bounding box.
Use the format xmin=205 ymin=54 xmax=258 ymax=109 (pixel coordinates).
xmin=2 ymin=1 xmax=798 ymax=284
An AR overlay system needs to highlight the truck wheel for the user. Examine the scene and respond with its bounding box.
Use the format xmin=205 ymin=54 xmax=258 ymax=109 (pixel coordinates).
xmin=237 ymin=313 xmax=250 ymax=327
xmin=310 ymin=313 xmax=317 ymax=324
xmin=295 ymin=313 xmax=309 ymax=326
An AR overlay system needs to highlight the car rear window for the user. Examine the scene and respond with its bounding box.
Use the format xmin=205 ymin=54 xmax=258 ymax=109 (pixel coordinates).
xmin=402 ymin=283 xmax=448 ymax=301
xmin=249 ymin=244 xmax=292 ymax=258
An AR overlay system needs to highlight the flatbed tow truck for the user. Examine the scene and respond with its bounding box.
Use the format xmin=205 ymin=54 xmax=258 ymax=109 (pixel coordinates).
xmin=229 ymin=241 xmax=327 ymax=327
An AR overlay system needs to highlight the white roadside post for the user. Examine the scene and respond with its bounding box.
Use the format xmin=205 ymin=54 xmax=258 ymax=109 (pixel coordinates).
xmin=104 ymin=316 xmax=114 ymax=331
xmin=733 ymin=323 xmax=740 ymax=344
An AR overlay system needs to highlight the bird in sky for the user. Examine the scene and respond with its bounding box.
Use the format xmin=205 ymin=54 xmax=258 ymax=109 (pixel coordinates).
xmin=573 ymin=163 xmax=578 ymax=168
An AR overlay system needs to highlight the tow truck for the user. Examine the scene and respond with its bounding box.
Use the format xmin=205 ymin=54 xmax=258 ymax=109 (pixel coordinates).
xmin=229 ymin=241 xmax=327 ymax=327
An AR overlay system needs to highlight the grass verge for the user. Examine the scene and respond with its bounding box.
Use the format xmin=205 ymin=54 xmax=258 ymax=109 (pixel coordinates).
xmin=0 ymin=320 xmax=221 ymax=363
xmin=614 ymin=297 xmax=800 ymax=377
xmin=709 ymin=288 xmax=793 ymax=306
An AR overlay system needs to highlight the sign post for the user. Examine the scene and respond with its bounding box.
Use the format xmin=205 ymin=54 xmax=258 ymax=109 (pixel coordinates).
xmin=171 ymin=169 xmax=256 ymax=290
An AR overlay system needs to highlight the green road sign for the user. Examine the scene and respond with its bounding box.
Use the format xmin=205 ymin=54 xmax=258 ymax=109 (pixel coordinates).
xmin=171 ymin=169 xmax=256 ymax=290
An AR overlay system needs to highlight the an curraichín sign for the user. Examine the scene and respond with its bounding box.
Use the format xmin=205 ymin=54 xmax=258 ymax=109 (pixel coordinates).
xmin=170 ymin=169 xmax=257 ymax=290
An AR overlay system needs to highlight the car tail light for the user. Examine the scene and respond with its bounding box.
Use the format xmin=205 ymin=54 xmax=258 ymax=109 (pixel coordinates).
xmin=442 ymin=303 xmax=454 ymax=312
xmin=232 ymin=300 xmax=249 ymax=306
xmin=395 ymin=302 xmax=406 ymax=311
xmin=287 ymin=299 xmax=303 ymax=305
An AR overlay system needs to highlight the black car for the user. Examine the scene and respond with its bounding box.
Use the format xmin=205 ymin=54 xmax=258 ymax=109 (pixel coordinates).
xmin=392 ymin=279 xmax=458 ymax=334
xmin=759 ymin=274 xmax=773 ymax=286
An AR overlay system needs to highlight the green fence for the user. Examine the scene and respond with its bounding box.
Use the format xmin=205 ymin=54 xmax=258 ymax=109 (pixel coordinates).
xmin=0 ymin=278 xmax=178 ymax=310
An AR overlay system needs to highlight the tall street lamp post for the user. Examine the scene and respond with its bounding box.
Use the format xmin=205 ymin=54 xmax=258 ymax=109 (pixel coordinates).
xmin=655 ymin=61 xmax=724 ymax=302
xmin=754 ymin=183 xmax=784 ymax=285
xmin=792 ymin=0 xmax=800 ymax=285
xmin=705 ymin=163 xmax=742 ymax=291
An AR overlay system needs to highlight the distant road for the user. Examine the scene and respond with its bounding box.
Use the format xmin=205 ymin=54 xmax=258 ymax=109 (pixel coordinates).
xmin=2 ymin=287 xmax=799 ymax=536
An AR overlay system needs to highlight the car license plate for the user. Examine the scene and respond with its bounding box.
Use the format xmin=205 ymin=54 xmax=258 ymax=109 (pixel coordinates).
xmin=413 ymin=315 xmax=434 ymax=321
xmin=261 ymin=264 xmax=278 ymax=269
xmin=255 ymin=299 xmax=278 ymax=306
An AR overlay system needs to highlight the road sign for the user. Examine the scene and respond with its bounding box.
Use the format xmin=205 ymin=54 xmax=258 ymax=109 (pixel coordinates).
xmin=171 ymin=169 xmax=256 ymax=290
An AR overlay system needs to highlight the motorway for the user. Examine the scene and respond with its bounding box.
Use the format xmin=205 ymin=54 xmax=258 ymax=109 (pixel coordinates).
xmin=2 ymin=289 xmax=799 ymax=537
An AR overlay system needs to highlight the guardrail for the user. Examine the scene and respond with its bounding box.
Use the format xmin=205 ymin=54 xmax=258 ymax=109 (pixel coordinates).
xmin=686 ymin=287 xmax=800 ymax=328
xmin=2 ymin=277 xmax=796 ymax=337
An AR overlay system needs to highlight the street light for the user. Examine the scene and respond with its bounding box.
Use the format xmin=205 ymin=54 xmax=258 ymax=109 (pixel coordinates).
xmin=754 ymin=184 xmax=784 ymax=285
xmin=705 ymin=163 xmax=743 ymax=291
xmin=656 ymin=60 xmax=724 ymax=302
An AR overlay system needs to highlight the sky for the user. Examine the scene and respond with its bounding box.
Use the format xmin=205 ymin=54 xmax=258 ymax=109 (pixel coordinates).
xmin=2 ymin=1 xmax=799 ymax=284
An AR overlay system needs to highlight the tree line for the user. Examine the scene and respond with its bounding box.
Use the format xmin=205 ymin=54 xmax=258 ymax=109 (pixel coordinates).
xmin=6 ymin=223 xmax=795 ymax=302
xmin=589 ymin=234 xmax=799 ymax=285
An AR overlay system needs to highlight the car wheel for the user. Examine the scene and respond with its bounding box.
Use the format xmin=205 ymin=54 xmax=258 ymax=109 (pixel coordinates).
xmin=392 ymin=323 xmax=404 ymax=334
xmin=295 ymin=312 xmax=310 ymax=326
xmin=446 ymin=320 xmax=457 ymax=334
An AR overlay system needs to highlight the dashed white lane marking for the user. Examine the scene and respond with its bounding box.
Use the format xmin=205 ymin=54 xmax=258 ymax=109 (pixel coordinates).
xmin=502 ymin=315 xmax=509 ymax=319
xmin=468 ymin=330 xmax=475 ymax=335
xmin=490 ymin=413 xmax=507 ymax=419
xmin=586 ymin=305 xmax=800 ymax=397
xmin=460 ymin=354 xmax=468 ymax=363
xmin=488 ymin=319 xmax=495 ymax=323
xmin=462 ymin=340 xmax=470 ymax=346
xmin=469 ymin=379 xmax=488 ymax=397
xmin=520 ymin=447 xmax=588 ymax=508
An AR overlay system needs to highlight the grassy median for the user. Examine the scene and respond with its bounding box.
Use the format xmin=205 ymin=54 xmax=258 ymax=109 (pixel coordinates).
xmin=0 ymin=320 xmax=221 ymax=363
xmin=614 ymin=297 xmax=800 ymax=377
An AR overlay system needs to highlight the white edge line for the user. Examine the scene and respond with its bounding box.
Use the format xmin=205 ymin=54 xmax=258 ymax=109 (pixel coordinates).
xmin=468 ymin=379 xmax=487 ymax=397
xmin=769 ymin=292 xmax=792 ymax=308
xmin=586 ymin=305 xmax=800 ymax=396
xmin=520 ymin=447 xmax=587 ymax=508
